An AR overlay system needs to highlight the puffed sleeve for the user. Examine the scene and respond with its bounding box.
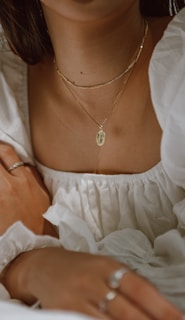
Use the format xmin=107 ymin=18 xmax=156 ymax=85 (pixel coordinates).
xmin=149 ymin=8 xmax=185 ymax=188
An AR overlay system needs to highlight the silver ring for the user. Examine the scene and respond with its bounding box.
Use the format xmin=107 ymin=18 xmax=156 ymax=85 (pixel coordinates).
xmin=8 ymin=161 xmax=25 ymax=172
xmin=108 ymin=267 xmax=128 ymax=289
xmin=99 ymin=290 xmax=117 ymax=313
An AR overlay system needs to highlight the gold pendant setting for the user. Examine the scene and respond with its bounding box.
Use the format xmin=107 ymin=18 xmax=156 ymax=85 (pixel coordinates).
xmin=96 ymin=128 xmax=106 ymax=146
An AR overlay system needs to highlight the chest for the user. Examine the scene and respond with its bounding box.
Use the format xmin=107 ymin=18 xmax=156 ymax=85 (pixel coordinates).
xmin=29 ymin=86 xmax=162 ymax=174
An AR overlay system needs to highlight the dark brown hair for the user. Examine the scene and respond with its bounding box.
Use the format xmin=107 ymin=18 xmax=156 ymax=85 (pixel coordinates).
xmin=0 ymin=0 xmax=184 ymax=64
xmin=140 ymin=0 xmax=184 ymax=16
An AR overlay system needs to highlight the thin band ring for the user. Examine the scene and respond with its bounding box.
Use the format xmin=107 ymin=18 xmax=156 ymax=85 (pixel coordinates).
xmin=108 ymin=267 xmax=128 ymax=289
xmin=7 ymin=161 xmax=25 ymax=172
xmin=98 ymin=290 xmax=117 ymax=313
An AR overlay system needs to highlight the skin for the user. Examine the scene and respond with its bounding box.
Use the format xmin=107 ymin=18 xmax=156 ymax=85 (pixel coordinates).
xmin=29 ymin=0 xmax=164 ymax=174
xmin=0 ymin=143 xmax=54 ymax=236
xmin=0 ymin=0 xmax=183 ymax=319
xmin=1 ymin=247 xmax=183 ymax=320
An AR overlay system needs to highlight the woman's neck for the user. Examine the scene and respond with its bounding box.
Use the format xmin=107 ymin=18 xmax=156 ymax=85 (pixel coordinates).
xmin=42 ymin=2 xmax=145 ymax=87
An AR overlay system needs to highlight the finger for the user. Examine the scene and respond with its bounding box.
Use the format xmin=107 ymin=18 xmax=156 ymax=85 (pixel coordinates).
xmin=103 ymin=292 xmax=152 ymax=320
xmin=86 ymin=277 xmax=150 ymax=320
xmin=0 ymin=143 xmax=26 ymax=176
xmin=92 ymin=284 xmax=152 ymax=320
xmin=119 ymin=271 xmax=182 ymax=320
xmin=44 ymin=296 xmax=110 ymax=320
xmin=0 ymin=160 xmax=14 ymax=186
xmin=82 ymin=302 xmax=111 ymax=320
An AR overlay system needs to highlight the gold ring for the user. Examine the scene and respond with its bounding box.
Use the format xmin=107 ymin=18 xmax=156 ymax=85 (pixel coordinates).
xmin=108 ymin=267 xmax=128 ymax=289
xmin=7 ymin=161 xmax=25 ymax=172
xmin=99 ymin=290 xmax=117 ymax=313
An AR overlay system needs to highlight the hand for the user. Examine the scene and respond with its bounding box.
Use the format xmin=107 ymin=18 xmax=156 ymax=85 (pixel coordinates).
xmin=18 ymin=248 xmax=182 ymax=320
xmin=0 ymin=142 xmax=51 ymax=235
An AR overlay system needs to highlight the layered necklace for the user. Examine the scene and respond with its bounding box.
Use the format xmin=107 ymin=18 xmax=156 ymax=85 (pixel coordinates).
xmin=54 ymin=21 xmax=148 ymax=147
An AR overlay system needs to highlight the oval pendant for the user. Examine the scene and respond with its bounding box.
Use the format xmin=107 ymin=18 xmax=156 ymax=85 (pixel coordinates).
xmin=96 ymin=129 xmax=106 ymax=146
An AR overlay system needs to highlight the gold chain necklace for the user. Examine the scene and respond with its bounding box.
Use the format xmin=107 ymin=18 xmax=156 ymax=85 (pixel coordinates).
xmin=54 ymin=21 xmax=148 ymax=90
xmin=54 ymin=21 xmax=148 ymax=146
xmin=63 ymin=71 xmax=133 ymax=146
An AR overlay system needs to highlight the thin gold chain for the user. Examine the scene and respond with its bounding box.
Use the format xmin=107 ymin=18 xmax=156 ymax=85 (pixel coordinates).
xmin=54 ymin=21 xmax=148 ymax=90
xmin=62 ymin=62 xmax=135 ymax=147
xmin=63 ymin=70 xmax=132 ymax=129
xmin=54 ymin=20 xmax=148 ymax=146
xmin=57 ymin=20 xmax=148 ymax=129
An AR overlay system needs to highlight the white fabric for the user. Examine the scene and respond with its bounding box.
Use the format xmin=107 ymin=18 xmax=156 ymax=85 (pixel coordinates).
xmin=0 ymin=300 xmax=95 ymax=320
xmin=0 ymin=222 xmax=60 ymax=273
xmin=0 ymin=7 xmax=185 ymax=317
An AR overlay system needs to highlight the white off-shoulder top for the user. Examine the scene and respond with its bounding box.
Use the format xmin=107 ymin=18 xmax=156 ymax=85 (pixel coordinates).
xmin=0 ymin=8 xmax=185 ymax=313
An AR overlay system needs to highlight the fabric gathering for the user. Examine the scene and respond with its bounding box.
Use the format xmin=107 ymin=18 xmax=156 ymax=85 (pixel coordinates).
xmin=0 ymin=1 xmax=185 ymax=320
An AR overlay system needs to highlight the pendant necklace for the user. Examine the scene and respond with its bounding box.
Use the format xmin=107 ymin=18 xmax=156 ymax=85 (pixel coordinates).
xmin=54 ymin=21 xmax=148 ymax=147
xmin=62 ymin=72 xmax=133 ymax=147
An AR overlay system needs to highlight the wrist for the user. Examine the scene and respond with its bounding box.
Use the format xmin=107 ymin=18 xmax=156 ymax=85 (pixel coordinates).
xmin=1 ymin=250 xmax=38 ymax=304
xmin=0 ymin=222 xmax=61 ymax=303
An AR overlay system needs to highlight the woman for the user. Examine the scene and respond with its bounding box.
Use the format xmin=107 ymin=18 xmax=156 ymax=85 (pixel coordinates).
xmin=0 ymin=0 xmax=185 ymax=319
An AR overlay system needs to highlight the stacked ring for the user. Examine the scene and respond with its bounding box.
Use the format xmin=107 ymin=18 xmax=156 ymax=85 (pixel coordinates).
xmin=98 ymin=267 xmax=128 ymax=314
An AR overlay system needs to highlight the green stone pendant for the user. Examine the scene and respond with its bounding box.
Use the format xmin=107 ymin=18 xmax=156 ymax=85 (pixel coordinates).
xmin=96 ymin=129 xmax=106 ymax=146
